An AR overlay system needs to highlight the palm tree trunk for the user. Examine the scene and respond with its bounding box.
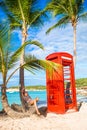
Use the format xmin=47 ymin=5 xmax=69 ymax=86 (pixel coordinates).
xmin=19 ymin=21 xmax=27 ymax=111
xmin=1 ymin=84 xmax=32 ymax=118
xmin=1 ymin=74 xmax=17 ymax=117
xmin=73 ymin=25 xmax=76 ymax=67
xmin=19 ymin=34 xmax=25 ymax=88
xmin=18 ymin=0 xmax=26 ymax=89
xmin=18 ymin=0 xmax=28 ymax=111
xmin=1 ymin=83 xmax=18 ymax=118
xmin=1 ymin=85 xmax=13 ymax=116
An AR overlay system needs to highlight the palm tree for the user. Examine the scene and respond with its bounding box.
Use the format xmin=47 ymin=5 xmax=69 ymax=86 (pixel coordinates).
xmin=45 ymin=0 xmax=87 ymax=66
xmin=0 ymin=0 xmax=46 ymax=87
xmin=0 ymin=0 xmax=47 ymax=107
xmin=0 ymin=25 xmax=61 ymax=117
xmin=0 ymin=25 xmax=36 ymax=117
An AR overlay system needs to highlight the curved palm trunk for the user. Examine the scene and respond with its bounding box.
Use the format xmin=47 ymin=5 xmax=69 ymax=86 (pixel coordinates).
xmin=1 ymin=85 xmax=15 ymax=117
xmin=1 ymin=83 xmax=32 ymax=118
xmin=1 ymin=84 xmax=21 ymax=118
xmin=73 ymin=25 xmax=76 ymax=67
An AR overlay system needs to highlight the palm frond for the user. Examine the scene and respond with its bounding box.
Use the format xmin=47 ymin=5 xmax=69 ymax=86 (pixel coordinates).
xmin=0 ymin=25 xmax=11 ymax=76
xmin=24 ymin=54 xmax=42 ymax=71
xmin=8 ymin=42 xmax=30 ymax=67
xmin=75 ymin=0 xmax=84 ymax=15
xmin=0 ymin=25 xmax=10 ymax=48
xmin=7 ymin=39 xmax=44 ymax=69
xmin=6 ymin=54 xmax=62 ymax=85
xmin=46 ymin=0 xmax=69 ymax=16
xmin=25 ymin=40 xmax=44 ymax=50
xmin=8 ymin=14 xmax=22 ymax=30
xmin=24 ymin=55 xmax=62 ymax=78
xmin=24 ymin=67 xmax=36 ymax=75
xmin=29 ymin=8 xmax=49 ymax=27
xmin=46 ymin=15 xmax=69 ymax=34
xmin=78 ymin=12 xmax=87 ymax=21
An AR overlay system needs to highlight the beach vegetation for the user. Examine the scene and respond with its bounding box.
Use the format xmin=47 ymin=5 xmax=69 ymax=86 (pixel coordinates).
xmin=0 ymin=24 xmax=61 ymax=117
xmin=76 ymin=78 xmax=87 ymax=88
xmin=0 ymin=25 xmax=35 ymax=117
xmin=0 ymin=0 xmax=48 ymax=108
xmin=45 ymin=0 xmax=87 ymax=66
xmin=9 ymin=85 xmax=46 ymax=90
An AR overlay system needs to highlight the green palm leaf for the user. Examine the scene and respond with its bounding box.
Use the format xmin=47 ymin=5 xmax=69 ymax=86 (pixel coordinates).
xmin=24 ymin=54 xmax=61 ymax=74
xmin=46 ymin=16 xmax=69 ymax=34
xmin=25 ymin=40 xmax=44 ymax=50
xmin=78 ymin=12 xmax=87 ymax=21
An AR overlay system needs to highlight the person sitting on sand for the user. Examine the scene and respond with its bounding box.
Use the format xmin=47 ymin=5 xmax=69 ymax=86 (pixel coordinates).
xmin=22 ymin=89 xmax=40 ymax=115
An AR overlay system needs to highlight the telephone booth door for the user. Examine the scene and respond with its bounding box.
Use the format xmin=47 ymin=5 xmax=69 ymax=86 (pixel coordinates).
xmin=46 ymin=52 xmax=77 ymax=114
xmin=46 ymin=57 xmax=65 ymax=114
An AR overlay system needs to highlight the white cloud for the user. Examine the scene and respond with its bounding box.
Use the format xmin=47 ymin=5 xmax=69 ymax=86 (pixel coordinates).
xmin=29 ymin=21 xmax=87 ymax=79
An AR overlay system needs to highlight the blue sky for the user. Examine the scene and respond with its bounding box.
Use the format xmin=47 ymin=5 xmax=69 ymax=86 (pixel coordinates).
xmin=0 ymin=0 xmax=87 ymax=87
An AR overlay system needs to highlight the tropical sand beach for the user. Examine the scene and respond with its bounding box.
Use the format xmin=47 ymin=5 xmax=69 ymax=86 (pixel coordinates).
xmin=0 ymin=0 xmax=87 ymax=129
xmin=0 ymin=102 xmax=87 ymax=130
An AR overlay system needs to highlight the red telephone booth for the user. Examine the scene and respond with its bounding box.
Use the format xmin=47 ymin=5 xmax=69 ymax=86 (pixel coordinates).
xmin=46 ymin=52 xmax=77 ymax=114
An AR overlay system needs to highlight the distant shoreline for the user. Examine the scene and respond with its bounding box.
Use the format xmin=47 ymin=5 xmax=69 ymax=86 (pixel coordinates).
xmin=6 ymin=88 xmax=46 ymax=92
xmin=7 ymin=88 xmax=19 ymax=92
xmin=6 ymin=85 xmax=46 ymax=92
xmin=6 ymin=87 xmax=87 ymax=97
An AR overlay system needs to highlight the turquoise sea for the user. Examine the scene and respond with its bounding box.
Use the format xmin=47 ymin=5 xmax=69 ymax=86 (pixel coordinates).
xmin=0 ymin=90 xmax=47 ymax=111
xmin=0 ymin=90 xmax=87 ymax=111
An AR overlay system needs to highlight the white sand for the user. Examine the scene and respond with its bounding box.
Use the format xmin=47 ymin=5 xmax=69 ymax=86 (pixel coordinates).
xmin=0 ymin=103 xmax=87 ymax=130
